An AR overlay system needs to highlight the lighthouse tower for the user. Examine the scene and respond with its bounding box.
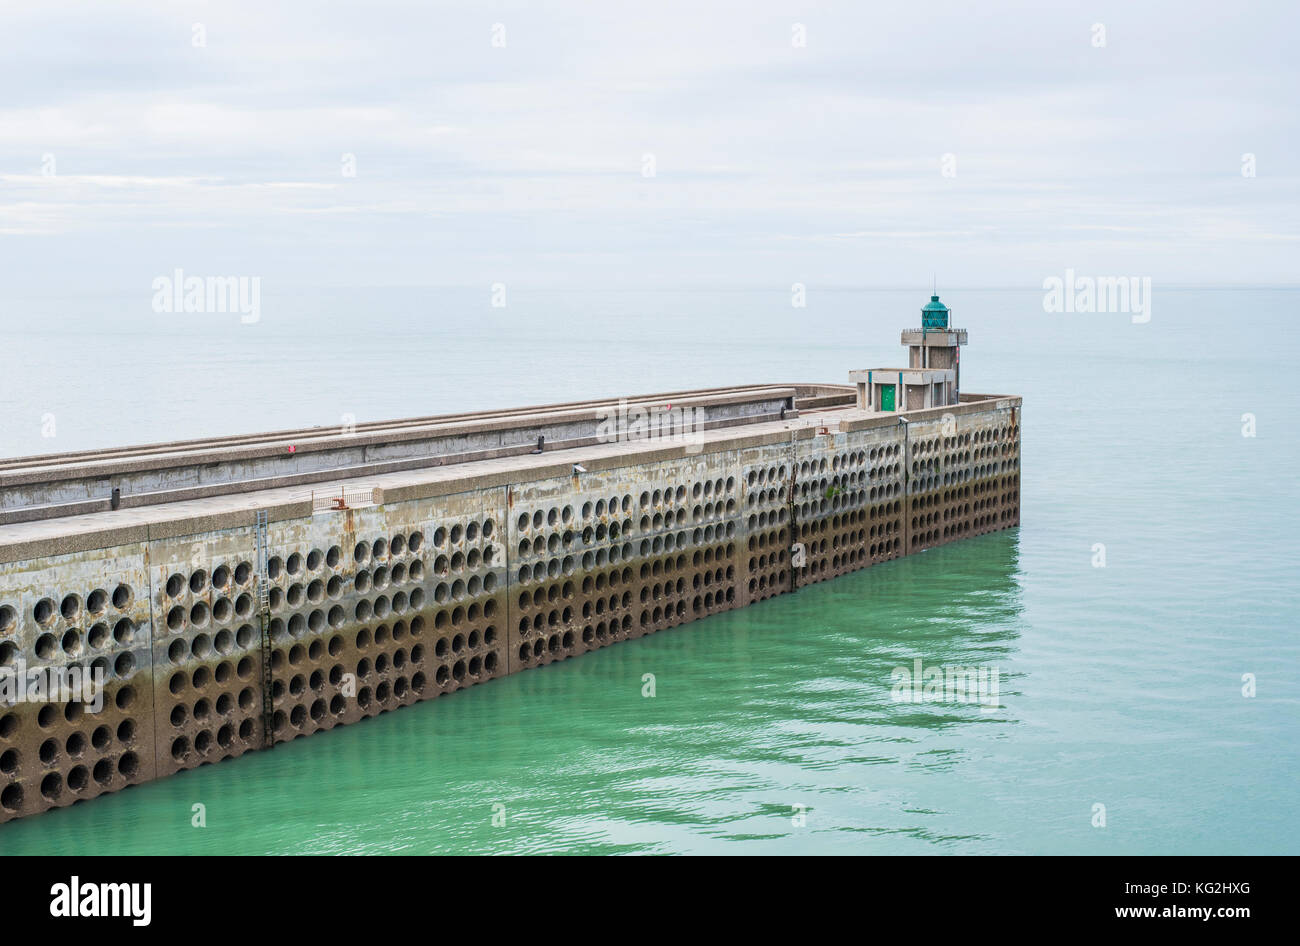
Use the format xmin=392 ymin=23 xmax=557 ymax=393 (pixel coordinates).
xmin=902 ymin=295 xmax=968 ymax=398
xmin=848 ymin=293 xmax=969 ymax=413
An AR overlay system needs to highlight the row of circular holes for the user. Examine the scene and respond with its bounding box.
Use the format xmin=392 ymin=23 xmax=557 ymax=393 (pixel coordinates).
xmin=165 ymin=565 xmax=254 ymax=599
xmin=266 ymin=559 xmax=492 ymax=621
xmin=363 ymin=646 xmax=497 ymax=683
xmin=163 ymin=606 xmax=497 ymax=664
xmin=913 ymin=506 xmax=977 ymax=529
xmin=20 ymin=631 xmax=139 ymax=676
xmin=1 ymin=713 xmax=137 ymax=773
xmin=2 ymin=584 xmax=134 ymax=633
xmin=797 ymin=470 xmax=871 ymax=496
xmin=515 ymin=527 xmax=738 ymax=584
xmin=515 ymin=482 xmax=738 ymax=534
xmin=515 ymin=504 xmax=737 ymax=558
xmin=651 ymin=590 xmax=734 ymax=621
xmin=162 ymin=531 xmax=434 ymax=602
xmin=749 ymin=573 xmax=786 ymax=596
xmin=592 ymin=565 xmax=732 ymax=617
xmin=911 ymin=453 xmax=981 ymax=474
xmin=168 ymin=625 xmax=258 ymax=663
xmin=348 ymin=524 xmax=490 ymax=551
xmin=0 ymin=675 xmax=141 ymax=722
xmin=828 ymin=450 xmax=869 ymax=470
xmin=826 ymin=528 xmax=869 ymax=551
xmin=516 ymin=565 xmax=735 ymax=633
xmin=750 ymin=551 xmax=789 ymax=572
xmin=829 ymin=507 xmax=873 ymax=529
xmin=749 ymin=487 xmax=787 ymax=508
xmin=271 ymin=667 xmax=448 ymax=734
xmin=922 ymin=427 xmax=1019 ymax=452
xmin=913 ymin=489 xmax=1011 ymax=513
xmin=351 ymin=560 xmax=428 ymax=595
xmin=518 ymin=548 xmax=736 ymax=609
xmin=0 ymin=691 xmax=137 ymax=744
xmin=912 ymin=450 xmax=1004 ymax=474
xmin=797 ymin=517 xmax=887 ymax=542
xmin=746 ymin=509 xmax=790 ymax=531
xmin=807 ymin=547 xmax=869 ymax=574
xmin=797 ymin=486 xmax=870 ymax=510
xmin=909 ymin=466 xmax=1008 ymax=491
xmin=780 ymin=529 xmax=898 ymax=558
xmin=809 ymin=472 xmax=893 ymax=495
xmin=15 ymin=710 xmax=142 ymax=776
xmin=266 ymin=619 xmax=484 ymax=670
xmin=273 ymin=644 xmax=503 ymax=731
xmin=269 ymin=559 xmax=434 ymax=610
xmin=1 ymin=751 xmax=140 ymax=810
xmin=912 ymin=522 xmax=974 ymax=546
xmin=168 ymin=658 xmax=256 ymax=695
xmin=520 ymin=610 xmax=732 ymax=662
xmin=800 ymin=507 xmax=882 ymax=534
xmin=520 ymin=598 xmax=621 ymax=632
xmin=746 ymin=466 xmax=787 ymax=488
xmin=170 ymin=583 xmax=442 ymax=635
xmin=0 ymin=702 xmax=141 ymax=810
xmin=353 ymin=530 xmax=432 ymax=564
xmin=915 ymin=485 xmax=987 ymax=507
xmin=169 ymin=687 xmax=257 ymax=729
xmin=270 ymin=604 xmax=492 ymax=646
xmin=794 ymin=491 xmax=872 ymax=519
xmin=170 ymin=718 xmax=257 ymax=761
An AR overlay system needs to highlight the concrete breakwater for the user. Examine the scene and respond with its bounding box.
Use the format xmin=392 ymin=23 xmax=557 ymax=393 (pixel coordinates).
xmin=0 ymin=380 xmax=1020 ymax=825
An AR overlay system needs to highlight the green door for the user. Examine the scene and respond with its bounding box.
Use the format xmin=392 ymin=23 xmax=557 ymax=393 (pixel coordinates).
xmin=880 ymin=384 xmax=896 ymax=411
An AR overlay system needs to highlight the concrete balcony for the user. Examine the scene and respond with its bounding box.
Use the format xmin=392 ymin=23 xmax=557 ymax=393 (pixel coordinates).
xmin=901 ymin=328 xmax=967 ymax=346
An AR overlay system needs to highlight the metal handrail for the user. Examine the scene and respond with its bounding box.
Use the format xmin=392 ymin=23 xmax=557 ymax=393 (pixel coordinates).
xmin=310 ymin=486 xmax=377 ymax=511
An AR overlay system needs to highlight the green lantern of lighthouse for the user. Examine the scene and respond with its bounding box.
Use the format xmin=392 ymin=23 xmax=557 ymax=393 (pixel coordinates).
xmin=921 ymin=294 xmax=949 ymax=330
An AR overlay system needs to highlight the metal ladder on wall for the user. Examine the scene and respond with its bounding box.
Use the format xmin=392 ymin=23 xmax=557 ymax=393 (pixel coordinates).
xmin=787 ymin=440 xmax=802 ymax=594
xmin=254 ymin=509 xmax=275 ymax=749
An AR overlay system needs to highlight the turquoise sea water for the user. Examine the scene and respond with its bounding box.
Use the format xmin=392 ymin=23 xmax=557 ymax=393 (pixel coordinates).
xmin=0 ymin=287 xmax=1296 ymax=854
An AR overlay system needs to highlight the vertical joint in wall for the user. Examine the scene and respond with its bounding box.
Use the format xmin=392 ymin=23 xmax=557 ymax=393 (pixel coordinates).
xmin=900 ymin=416 xmax=911 ymax=554
xmin=254 ymin=509 xmax=275 ymax=749
xmin=503 ymin=484 xmax=518 ymax=674
xmin=788 ymin=436 xmax=801 ymax=594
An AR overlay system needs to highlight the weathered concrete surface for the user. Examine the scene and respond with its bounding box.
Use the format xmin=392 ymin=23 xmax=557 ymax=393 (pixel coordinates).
xmin=0 ymin=386 xmax=813 ymax=525
xmin=0 ymin=389 xmax=1020 ymax=824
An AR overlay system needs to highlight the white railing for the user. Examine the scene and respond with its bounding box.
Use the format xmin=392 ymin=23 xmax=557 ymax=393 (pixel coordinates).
xmin=310 ymin=485 xmax=378 ymax=512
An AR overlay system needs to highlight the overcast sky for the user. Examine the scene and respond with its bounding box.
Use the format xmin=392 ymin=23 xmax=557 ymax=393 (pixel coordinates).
xmin=1 ymin=0 xmax=1296 ymax=292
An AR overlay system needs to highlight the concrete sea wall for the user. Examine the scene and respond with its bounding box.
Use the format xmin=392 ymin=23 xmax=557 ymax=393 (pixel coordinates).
xmin=0 ymin=395 xmax=1020 ymax=824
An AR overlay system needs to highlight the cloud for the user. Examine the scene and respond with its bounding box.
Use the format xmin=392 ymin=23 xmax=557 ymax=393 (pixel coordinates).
xmin=0 ymin=0 xmax=1296 ymax=288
